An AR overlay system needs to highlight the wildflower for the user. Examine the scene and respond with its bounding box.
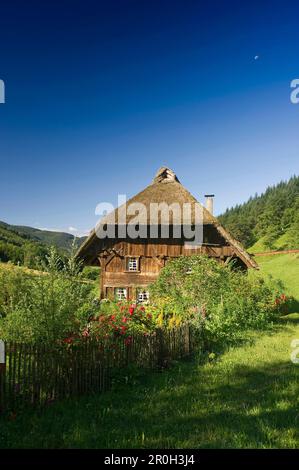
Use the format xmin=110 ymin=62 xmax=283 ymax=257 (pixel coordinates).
xmin=124 ymin=336 xmax=132 ymax=346
xmin=63 ymin=336 xmax=73 ymax=344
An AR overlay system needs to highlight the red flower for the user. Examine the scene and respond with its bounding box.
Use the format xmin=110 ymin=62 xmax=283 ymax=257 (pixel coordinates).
xmin=124 ymin=336 xmax=132 ymax=346
xmin=63 ymin=336 xmax=73 ymax=344
xmin=122 ymin=316 xmax=128 ymax=323
xmin=82 ymin=329 xmax=90 ymax=338
xmin=147 ymin=313 xmax=152 ymax=319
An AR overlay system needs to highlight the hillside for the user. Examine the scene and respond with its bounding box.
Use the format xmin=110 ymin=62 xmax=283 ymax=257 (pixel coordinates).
xmin=256 ymin=253 xmax=299 ymax=301
xmin=0 ymin=222 xmax=49 ymax=268
xmin=0 ymin=221 xmax=86 ymax=251
xmin=219 ymin=175 xmax=299 ymax=252
xmin=0 ymin=220 xmax=86 ymax=268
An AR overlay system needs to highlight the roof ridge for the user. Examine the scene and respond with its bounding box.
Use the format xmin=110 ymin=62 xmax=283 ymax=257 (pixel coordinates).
xmin=153 ymin=167 xmax=180 ymax=184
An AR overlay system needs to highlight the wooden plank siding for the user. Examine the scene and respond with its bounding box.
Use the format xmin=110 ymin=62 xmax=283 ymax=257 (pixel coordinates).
xmin=98 ymin=236 xmax=236 ymax=299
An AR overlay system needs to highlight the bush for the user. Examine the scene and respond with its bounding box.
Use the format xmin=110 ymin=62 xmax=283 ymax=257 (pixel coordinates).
xmin=0 ymin=248 xmax=95 ymax=344
xmin=149 ymin=255 xmax=284 ymax=345
xmin=82 ymin=266 xmax=101 ymax=281
xmin=85 ymin=300 xmax=156 ymax=344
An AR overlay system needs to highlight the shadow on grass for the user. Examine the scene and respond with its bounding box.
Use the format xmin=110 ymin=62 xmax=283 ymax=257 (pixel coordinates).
xmin=1 ymin=354 xmax=299 ymax=449
xmin=288 ymin=298 xmax=299 ymax=315
xmin=279 ymin=312 xmax=299 ymax=325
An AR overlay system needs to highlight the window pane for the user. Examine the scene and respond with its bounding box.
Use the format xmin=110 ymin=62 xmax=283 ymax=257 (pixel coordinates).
xmin=115 ymin=288 xmax=127 ymax=300
xmin=137 ymin=290 xmax=149 ymax=303
xmin=128 ymin=257 xmax=138 ymax=271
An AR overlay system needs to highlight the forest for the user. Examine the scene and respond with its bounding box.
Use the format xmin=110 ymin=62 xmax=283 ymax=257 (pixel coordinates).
xmin=219 ymin=175 xmax=299 ymax=251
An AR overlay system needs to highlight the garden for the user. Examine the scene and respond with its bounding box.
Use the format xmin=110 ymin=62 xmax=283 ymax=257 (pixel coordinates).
xmin=0 ymin=249 xmax=297 ymax=448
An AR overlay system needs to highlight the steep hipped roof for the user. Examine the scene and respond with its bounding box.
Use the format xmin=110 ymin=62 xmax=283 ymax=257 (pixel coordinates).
xmin=77 ymin=167 xmax=258 ymax=269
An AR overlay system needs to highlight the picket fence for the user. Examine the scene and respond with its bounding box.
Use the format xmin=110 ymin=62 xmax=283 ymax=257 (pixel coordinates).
xmin=0 ymin=324 xmax=195 ymax=412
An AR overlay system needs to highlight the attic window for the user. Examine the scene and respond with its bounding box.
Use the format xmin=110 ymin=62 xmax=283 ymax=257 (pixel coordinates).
xmin=127 ymin=257 xmax=139 ymax=272
xmin=137 ymin=290 xmax=150 ymax=303
xmin=115 ymin=287 xmax=127 ymax=301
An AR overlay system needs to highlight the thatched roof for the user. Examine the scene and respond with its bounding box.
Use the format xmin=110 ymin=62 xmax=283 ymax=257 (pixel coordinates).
xmin=77 ymin=167 xmax=258 ymax=269
xmin=97 ymin=166 xmax=216 ymax=226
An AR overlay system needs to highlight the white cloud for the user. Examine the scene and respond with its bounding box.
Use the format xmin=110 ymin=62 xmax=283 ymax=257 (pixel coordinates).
xmin=37 ymin=226 xmax=89 ymax=237
xmin=38 ymin=227 xmax=66 ymax=233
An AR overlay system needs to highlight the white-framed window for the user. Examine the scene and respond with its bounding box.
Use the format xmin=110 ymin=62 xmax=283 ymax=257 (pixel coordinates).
xmin=127 ymin=257 xmax=139 ymax=272
xmin=137 ymin=290 xmax=150 ymax=303
xmin=115 ymin=287 xmax=127 ymax=301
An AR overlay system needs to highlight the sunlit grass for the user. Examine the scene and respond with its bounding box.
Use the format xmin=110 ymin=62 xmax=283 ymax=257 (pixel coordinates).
xmin=257 ymin=253 xmax=299 ymax=300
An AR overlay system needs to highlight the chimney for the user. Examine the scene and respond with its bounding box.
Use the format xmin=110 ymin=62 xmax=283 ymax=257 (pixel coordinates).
xmin=204 ymin=194 xmax=214 ymax=215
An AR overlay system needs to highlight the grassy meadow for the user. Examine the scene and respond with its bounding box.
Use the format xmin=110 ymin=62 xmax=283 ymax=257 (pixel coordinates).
xmin=256 ymin=253 xmax=299 ymax=299
xmin=0 ymin=253 xmax=299 ymax=449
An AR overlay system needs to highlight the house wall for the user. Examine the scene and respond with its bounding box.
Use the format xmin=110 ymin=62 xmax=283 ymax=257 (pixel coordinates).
xmin=98 ymin=227 xmax=239 ymax=299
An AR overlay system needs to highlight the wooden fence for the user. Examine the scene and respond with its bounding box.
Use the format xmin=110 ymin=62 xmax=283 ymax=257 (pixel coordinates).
xmin=0 ymin=325 xmax=195 ymax=412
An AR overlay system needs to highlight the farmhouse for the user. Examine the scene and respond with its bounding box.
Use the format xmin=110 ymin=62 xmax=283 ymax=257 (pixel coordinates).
xmin=77 ymin=167 xmax=258 ymax=300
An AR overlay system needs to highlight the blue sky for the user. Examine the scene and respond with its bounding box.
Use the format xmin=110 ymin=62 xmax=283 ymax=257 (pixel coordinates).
xmin=0 ymin=0 xmax=298 ymax=236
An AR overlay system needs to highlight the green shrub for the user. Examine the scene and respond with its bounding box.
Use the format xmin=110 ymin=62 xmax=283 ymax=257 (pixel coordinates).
xmin=0 ymin=248 xmax=95 ymax=344
xmin=149 ymin=255 xmax=283 ymax=344
xmin=82 ymin=266 xmax=101 ymax=281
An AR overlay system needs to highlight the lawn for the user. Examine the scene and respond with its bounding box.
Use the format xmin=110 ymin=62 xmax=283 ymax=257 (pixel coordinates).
xmin=256 ymin=253 xmax=299 ymax=300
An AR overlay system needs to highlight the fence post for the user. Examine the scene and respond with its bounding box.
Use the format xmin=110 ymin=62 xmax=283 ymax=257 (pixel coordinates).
xmin=0 ymin=340 xmax=6 ymax=412
xmin=156 ymin=329 xmax=165 ymax=369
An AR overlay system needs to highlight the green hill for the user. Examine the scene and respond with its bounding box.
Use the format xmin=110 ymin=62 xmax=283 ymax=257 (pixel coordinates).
xmin=0 ymin=221 xmax=86 ymax=251
xmin=0 ymin=223 xmax=49 ymax=267
xmin=0 ymin=220 xmax=86 ymax=268
xmin=219 ymin=175 xmax=299 ymax=251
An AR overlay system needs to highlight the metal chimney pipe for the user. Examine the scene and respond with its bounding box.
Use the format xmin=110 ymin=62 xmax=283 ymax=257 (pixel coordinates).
xmin=204 ymin=194 xmax=215 ymax=215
